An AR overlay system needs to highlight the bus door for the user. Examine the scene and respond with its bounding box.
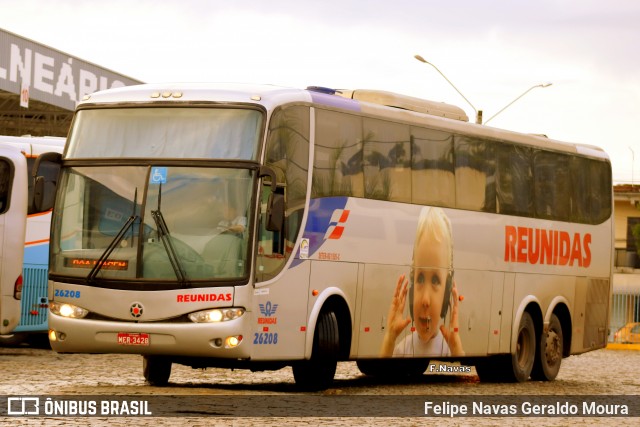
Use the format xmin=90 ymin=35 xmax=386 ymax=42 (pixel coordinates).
xmin=0 ymin=146 xmax=28 ymax=334
xmin=14 ymin=151 xmax=61 ymax=333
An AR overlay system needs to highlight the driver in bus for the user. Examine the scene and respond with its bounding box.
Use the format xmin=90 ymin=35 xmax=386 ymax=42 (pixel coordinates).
xmin=217 ymin=205 xmax=247 ymax=235
xmin=380 ymin=206 xmax=465 ymax=357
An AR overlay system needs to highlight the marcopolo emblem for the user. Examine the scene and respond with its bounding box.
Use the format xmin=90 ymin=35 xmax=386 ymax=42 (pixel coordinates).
xmin=130 ymin=303 xmax=144 ymax=318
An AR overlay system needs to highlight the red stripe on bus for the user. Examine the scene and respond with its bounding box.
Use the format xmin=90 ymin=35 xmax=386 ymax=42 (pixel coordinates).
xmin=26 ymin=238 xmax=49 ymax=246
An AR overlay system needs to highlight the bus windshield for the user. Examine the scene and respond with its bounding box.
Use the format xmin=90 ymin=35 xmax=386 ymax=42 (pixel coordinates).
xmin=66 ymin=108 xmax=263 ymax=160
xmin=51 ymin=165 xmax=254 ymax=284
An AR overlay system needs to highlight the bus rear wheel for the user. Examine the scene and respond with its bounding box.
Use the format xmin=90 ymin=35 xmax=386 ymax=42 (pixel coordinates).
xmin=531 ymin=313 xmax=563 ymax=381
xmin=143 ymin=355 xmax=172 ymax=386
xmin=293 ymin=310 xmax=339 ymax=391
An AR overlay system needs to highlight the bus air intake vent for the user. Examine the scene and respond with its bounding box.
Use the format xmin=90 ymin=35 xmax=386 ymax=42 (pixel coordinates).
xmin=338 ymin=89 xmax=469 ymax=122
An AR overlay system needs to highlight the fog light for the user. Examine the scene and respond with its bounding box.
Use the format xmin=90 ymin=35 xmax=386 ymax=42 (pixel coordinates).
xmin=49 ymin=330 xmax=66 ymax=342
xmin=225 ymin=335 xmax=242 ymax=348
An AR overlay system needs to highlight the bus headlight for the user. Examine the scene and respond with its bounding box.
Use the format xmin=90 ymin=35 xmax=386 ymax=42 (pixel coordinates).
xmin=50 ymin=301 xmax=89 ymax=319
xmin=188 ymin=308 xmax=245 ymax=323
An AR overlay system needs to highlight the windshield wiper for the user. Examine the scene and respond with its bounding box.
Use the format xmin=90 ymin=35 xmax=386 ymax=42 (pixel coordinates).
xmin=151 ymin=183 xmax=189 ymax=287
xmin=87 ymin=188 xmax=139 ymax=283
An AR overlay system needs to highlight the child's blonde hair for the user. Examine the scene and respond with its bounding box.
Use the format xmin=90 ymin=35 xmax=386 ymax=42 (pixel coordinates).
xmin=412 ymin=206 xmax=453 ymax=269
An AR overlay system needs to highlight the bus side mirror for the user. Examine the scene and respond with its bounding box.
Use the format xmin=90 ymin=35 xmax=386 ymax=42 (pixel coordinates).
xmin=259 ymin=165 xmax=284 ymax=232
xmin=266 ymin=192 xmax=284 ymax=232
xmin=32 ymin=152 xmax=62 ymax=213
xmin=33 ymin=176 xmax=46 ymax=212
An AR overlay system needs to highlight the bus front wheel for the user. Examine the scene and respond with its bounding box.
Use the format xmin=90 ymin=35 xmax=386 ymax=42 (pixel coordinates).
xmin=292 ymin=310 xmax=339 ymax=391
xmin=531 ymin=313 xmax=563 ymax=381
xmin=0 ymin=333 xmax=27 ymax=347
xmin=143 ymin=355 xmax=172 ymax=386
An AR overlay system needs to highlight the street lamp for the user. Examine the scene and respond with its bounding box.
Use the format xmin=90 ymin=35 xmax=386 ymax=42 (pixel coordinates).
xmin=483 ymin=83 xmax=553 ymax=125
xmin=414 ymin=54 xmax=482 ymax=124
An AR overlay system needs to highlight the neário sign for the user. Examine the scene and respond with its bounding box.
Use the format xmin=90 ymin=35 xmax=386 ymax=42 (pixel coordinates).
xmin=0 ymin=28 xmax=141 ymax=110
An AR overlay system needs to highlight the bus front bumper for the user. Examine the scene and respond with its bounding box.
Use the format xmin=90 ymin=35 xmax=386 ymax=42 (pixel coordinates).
xmin=48 ymin=312 xmax=252 ymax=359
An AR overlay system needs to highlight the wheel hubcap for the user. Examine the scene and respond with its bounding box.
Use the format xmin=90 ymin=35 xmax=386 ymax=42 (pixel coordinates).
xmin=545 ymin=330 xmax=561 ymax=364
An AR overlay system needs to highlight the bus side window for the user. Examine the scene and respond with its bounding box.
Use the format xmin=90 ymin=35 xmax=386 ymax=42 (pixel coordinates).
xmin=410 ymin=126 xmax=455 ymax=207
xmin=313 ymin=108 xmax=362 ymax=198
xmin=588 ymin=158 xmax=612 ymax=224
xmin=260 ymin=104 xmax=310 ymax=282
xmin=569 ymin=157 xmax=591 ymax=223
xmin=455 ymin=136 xmax=496 ymax=213
xmin=534 ymin=151 xmax=570 ymax=221
xmin=497 ymin=145 xmax=533 ymax=217
xmin=0 ymin=159 xmax=12 ymax=214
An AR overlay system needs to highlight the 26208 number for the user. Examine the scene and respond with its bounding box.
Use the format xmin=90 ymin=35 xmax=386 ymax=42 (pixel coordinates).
xmin=54 ymin=289 xmax=81 ymax=298
xmin=254 ymin=332 xmax=278 ymax=345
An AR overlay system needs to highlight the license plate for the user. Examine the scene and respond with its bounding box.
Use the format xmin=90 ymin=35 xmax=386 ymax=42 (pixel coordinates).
xmin=117 ymin=332 xmax=150 ymax=346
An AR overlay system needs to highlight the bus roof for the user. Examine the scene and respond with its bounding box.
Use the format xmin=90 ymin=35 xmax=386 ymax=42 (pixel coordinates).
xmin=0 ymin=135 xmax=65 ymax=156
xmin=79 ymin=83 xmax=310 ymax=109
xmin=77 ymin=83 xmax=609 ymax=162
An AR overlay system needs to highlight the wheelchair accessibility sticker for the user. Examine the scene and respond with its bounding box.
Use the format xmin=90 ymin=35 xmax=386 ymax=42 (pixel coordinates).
xmin=150 ymin=167 xmax=167 ymax=184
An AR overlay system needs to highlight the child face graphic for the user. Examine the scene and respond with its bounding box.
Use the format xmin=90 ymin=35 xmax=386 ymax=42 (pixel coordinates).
xmin=412 ymin=230 xmax=449 ymax=343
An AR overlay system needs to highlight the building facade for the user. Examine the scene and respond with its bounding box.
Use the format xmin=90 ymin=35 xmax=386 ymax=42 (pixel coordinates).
xmin=612 ymin=184 xmax=640 ymax=340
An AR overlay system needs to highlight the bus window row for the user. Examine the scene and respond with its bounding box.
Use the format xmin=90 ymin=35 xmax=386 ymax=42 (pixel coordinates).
xmin=311 ymin=108 xmax=611 ymax=225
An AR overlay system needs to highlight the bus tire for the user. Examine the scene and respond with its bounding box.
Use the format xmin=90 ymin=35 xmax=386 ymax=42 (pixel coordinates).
xmin=475 ymin=312 xmax=536 ymax=383
xmin=0 ymin=333 xmax=27 ymax=347
xmin=356 ymin=359 xmax=382 ymax=376
xmin=511 ymin=311 xmax=536 ymax=382
xmin=143 ymin=355 xmax=172 ymax=386
xmin=531 ymin=313 xmax=563 ymax=381
xmin=293 ymin=310 xmax=339 ymax=391
xmin=474 ymin=357 xmax=502 ymax=382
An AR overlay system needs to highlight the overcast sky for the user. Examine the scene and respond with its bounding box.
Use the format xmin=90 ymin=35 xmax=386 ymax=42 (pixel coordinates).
xmin=1 ymin=0 xmax=638 ymax=183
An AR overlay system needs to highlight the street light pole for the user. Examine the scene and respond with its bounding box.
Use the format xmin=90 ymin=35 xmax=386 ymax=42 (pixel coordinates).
xmin=483 ymin=83 xmax=553 ymax=125
xmin=630 ymin=146 xmax=635 ymax=190
xmin=414 ymin=54 xmax=482 ymax=124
